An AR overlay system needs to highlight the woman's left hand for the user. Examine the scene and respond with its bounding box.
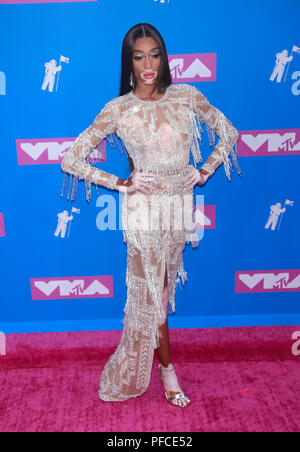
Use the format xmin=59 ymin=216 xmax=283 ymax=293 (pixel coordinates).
xmin=184 ymin=167 xmax=210 ymax=191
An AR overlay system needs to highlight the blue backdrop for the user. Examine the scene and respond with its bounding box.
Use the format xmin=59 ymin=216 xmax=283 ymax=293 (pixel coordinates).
xmin=0 ymin=0 xmax=299 ymax=334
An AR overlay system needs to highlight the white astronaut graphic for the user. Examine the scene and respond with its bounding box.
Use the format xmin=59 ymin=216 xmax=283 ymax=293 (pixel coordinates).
xmin=269 ymin=50 xmax=293 ymax=83
xmin=41 ymin=55 xmax=69 ymax=92
xmin=55 ymin=207 xmax=80 ymax=238
xmin=41 ymin=59 xmax=62 ymax=92
xmin=54 ymin=210 xmax=73 ymax=238
xmin=264 ymin=199 xmax=294 ymax=231
xmin=265 ymin=203 xmax=286 ymax=230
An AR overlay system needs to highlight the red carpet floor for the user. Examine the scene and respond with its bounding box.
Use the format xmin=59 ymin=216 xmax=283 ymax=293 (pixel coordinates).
xmin=0 ymin=325 xmax=299 ymax=432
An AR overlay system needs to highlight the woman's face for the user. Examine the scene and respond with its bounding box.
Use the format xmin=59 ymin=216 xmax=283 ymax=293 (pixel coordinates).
xmin=132 ymin=36 xmax=161 ymax=89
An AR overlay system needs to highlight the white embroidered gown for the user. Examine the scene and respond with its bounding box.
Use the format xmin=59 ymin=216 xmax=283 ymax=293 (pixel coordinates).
xmin=61 ymin=83 xmax=241 ymax=401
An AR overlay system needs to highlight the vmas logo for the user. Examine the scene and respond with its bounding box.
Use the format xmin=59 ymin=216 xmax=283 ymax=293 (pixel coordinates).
xmin=16 ymin=138 xmax=106 ymax=165
xmin=238 ymin=129 xmax=300 ymax=156
xmin=235 ymin=269 xmax=300 ymax=293
xmin=30 ymin=276 xmax=114 ymax=300
xmin=168 ymin=54 xmax=216 ymax=83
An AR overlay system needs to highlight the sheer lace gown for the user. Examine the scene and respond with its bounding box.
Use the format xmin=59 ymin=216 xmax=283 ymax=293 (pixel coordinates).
xmin=60 ymin=83 xmax=241 ymax=401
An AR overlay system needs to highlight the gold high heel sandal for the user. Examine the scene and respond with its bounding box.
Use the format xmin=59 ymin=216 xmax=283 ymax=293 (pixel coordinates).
xmin=158 ymin=363 xmax=191 ymax=407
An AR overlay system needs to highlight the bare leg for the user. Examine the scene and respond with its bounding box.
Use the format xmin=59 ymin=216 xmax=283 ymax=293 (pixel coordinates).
xmin=155 ymin=271 xmax=190 ymax=407
xmin=156 ymin=317 xmax=172 ymax=366
xmin=156 ymin=271 xmax=172 ymax=366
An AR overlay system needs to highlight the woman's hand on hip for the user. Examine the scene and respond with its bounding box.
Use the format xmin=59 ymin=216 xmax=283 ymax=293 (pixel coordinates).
xmin=116 ymin=169 xmax=160 ymax=194
xmin=184 ymin=166 xmax=210 ymax=191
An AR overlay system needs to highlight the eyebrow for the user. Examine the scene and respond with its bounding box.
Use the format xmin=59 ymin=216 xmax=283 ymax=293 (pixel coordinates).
xmin=132 ymin=47 xmax=160 ymax=53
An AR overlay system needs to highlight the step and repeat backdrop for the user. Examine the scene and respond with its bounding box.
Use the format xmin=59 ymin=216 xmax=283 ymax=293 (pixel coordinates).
xmin=0 ymin=0 xmax=299 ymax=334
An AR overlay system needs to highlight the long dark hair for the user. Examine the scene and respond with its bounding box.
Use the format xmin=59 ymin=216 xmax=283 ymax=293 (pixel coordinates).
xmin=119 ymin=23 xmax=172 ymax=173
xmin=120 ymin=23 xmax=172 ymax=96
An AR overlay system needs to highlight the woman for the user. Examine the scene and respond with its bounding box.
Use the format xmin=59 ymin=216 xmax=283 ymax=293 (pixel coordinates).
xmin=61 ymin=23 xmax=241 ymax=407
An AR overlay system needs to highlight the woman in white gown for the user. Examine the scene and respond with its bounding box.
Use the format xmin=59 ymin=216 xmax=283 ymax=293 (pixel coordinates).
xmin=61 ymin=23 xmax=241 ymax=407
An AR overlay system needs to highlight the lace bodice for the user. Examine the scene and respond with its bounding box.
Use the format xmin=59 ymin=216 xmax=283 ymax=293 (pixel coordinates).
xmin=61 ymin=83 xmax=241 ymax=199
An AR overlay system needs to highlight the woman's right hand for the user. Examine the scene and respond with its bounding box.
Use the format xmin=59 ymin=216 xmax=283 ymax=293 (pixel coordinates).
xmin=116 ymin=169 xmax=159 ymax=194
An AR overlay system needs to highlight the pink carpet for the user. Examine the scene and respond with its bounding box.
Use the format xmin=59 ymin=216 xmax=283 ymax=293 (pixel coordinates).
xmin=0 ymin=325 xmax=299 ymax=432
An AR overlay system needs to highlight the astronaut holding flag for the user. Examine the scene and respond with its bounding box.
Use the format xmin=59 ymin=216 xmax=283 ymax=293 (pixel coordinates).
xmin=54 ymin=207 xmax=80 ymax=239
xmin=54 ymin=210 xmax=73 ymax=238
xmin=264 ymin=199 xmax=294 ymax=231
xmin=41 ymin=59 xmax=62 ymax=92
xmin=41 ymin=55 xmax=70 ymax=93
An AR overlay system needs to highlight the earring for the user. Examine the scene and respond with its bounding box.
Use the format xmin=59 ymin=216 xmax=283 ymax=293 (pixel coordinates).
xmin=130 ymin=72 xmax=135 ymax=89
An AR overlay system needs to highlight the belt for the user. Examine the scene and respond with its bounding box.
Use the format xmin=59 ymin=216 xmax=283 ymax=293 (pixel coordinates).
xmin=135 ymin=165 xmax=190 ymax=176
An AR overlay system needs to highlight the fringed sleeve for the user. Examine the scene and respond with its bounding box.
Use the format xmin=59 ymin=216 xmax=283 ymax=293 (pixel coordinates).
xmin=189 ymin=84 xmax=242 ymax=181
xmin=60 ymin=99 xmax=120 ymax=202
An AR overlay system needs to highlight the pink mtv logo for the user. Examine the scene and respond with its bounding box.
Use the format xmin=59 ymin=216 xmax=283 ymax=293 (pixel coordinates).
xmin=235 ymin=269 xmax=300 ymax=293
xmin=31 ymin=276 xmax=114 ymax=300
xmin=0 ymin=213 xmax=5 ymax=237
xmin=16 ymin=138 xmax=106 ymax=165
xmin=238 ymin=129 xmax=300 ymax=156
xmin=0 ymin=1 xmax=97 ymax=4
xmin=194 ymin=205 xmax=216 ymax=229
xmin=168 ymin=53 xmax=216 ymax=83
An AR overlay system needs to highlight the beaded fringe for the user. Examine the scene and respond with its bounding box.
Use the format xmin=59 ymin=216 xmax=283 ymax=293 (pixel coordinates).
xmin=60 ymin=120 xmax=241 ymax=202
xmin=60 ymin=134 xmax=129 ymax=202
xmin=60 ymin=172 xmax=93 ymax=203
xmin=191 ymin=115 xmax=242 ymax=181
xmin=106 ymin=133 xmax=129 ymax=158
xmin=176 ymin=256 xmax=188 ymax=288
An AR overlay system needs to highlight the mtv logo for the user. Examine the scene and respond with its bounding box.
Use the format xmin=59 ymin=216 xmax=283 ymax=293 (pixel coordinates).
xmin=235 ymin=269 xmax=300 ymax=293
xmin=30 ymin=275 xmax=114 ymax=300
xmin=168 ymin=53 xmax=216 ymax=83
xmin=0 ymin=332 xmax=5 ymax=356
xmin=239 ymin=129 xmax=300 ymax=156
xmin=16 ymin=138 xmax=106 ymax=165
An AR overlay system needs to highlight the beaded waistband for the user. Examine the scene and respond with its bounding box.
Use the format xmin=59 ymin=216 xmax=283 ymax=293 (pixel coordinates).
xmin=135 ymin=164 xmax=190 ymax=176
